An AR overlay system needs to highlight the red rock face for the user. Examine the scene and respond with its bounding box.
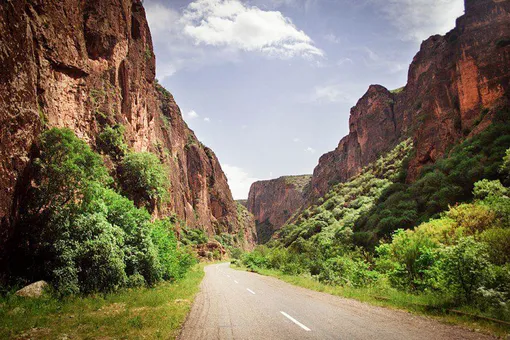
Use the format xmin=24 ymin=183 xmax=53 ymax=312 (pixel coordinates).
xmin=0 ymin=0 xmax=255 ymax=247
xmin=247 ymin=176 xmax=311 ymax=243
xmin=311 ymin=86 xmax=397 ymax=199
xmin=311 ymin=0 xmax=510 ymax=199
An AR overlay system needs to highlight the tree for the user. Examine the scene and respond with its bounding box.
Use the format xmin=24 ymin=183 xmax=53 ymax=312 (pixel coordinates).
xmin=119 ymin=152 xmax=169 ymax=209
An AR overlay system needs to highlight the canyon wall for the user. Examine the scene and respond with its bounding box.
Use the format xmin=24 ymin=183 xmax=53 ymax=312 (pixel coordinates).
xmin=310 ymin=0 xmax=510 ymax=199
xmin=0 ymin=0 xmax=255 ymax=247
xmin=247 ymin=175 xmax=311 ymax=243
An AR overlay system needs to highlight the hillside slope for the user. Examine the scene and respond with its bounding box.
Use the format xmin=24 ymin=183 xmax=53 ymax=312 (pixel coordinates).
xmin=246 ymin=0 xmax=510 ymax=241
xmin=311 ymin=0 xmax=510 ymax=200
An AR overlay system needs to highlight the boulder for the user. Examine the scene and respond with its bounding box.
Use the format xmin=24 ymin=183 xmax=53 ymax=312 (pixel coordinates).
xmin=15 ymin=281 xmax=49 ymax=298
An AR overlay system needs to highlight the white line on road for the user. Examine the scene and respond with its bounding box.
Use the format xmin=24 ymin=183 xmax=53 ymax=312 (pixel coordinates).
xmin=234 ymin=280 xmax=239 ymax=284
xmin=280 ymin=311 xmax=311 ymax=332
xmin=247 ymin=288 xmax=256 ymax=295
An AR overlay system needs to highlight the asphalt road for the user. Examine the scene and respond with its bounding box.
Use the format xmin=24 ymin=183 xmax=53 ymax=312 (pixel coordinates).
xmin=178 ymin=262 xmax=493 ymax=340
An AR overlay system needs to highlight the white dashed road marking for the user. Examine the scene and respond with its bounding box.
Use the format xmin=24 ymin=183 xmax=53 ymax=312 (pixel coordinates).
xmin=280 ymin=311 xmax=311 ymax=332
xmin=247 ymin=288 xmax=256 ymax=295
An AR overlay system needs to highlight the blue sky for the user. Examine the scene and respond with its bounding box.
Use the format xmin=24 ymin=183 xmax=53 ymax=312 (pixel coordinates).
xmin=144 ymin=0 xmax=464 ymax=199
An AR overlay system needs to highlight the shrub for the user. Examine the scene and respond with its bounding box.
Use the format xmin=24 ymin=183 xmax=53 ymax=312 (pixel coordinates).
xmin=230 ymin=248 xmax=243 ymax=260
xmin=8 ymin=128 xmax=192 ymax=295
xmin=181 ymin=228 xmax=208 ymax=246
xmin=119 ymin=152 xmax=169 ymax=209
xmin=480 ymin=228 xmax=510 ymax=265
xmin=97 ymin=125 xmax=127 ymax=160
xmin=318 ymin=255 xmax=377 ymax=288
xmin=32 ymin=128 xmax=110 ymax=215
xmin=73 ymin=213 xmax=127 ymax=294
xmin=446 ymin=203 xmax=497 ymax=235
xmin=127 ymin=273 xmax=146 ymax=288
xmin=473 ymin=179 xmax=507 ymax=200
xmin=438 ymin=237 xmax=494 ymax=303
xmin=377 ymin=228 xmax=441 ymax=291
xmin=501 ymin=148 xmax=510 ymax=184
xmin=151 ymin=218 xmax=181 ymax=280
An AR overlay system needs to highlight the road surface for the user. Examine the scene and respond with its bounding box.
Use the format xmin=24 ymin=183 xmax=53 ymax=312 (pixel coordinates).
xmin=178 ymin=262 xmax=493 ymax=340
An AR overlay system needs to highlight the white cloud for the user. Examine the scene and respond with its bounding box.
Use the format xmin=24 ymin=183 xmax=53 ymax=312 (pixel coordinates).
xmin=223 ymin=164 xmax=260 ymax=199
xmin=293 ymin=137 xmax=300 ymax=143
xmin=186 ymin=110 xmax=199 ymax=119
xmin=146 ymin=0 xmax=322 ymax=78
xmin=204 ymin=117 xmax=211 ymax=122
xmin=337 ymin=57 xmax=353 ymax=66
xmin=304 ymin=147 xmax=316 ymax=154
xmin=373 ymin=0 xmax=464 ymax=42
xmin=181 ymin=0 xmax=324 ymax=59
xmin=358 ymin=47 xmax=409 ymax=73
xmin=311 ymin=84 xmax=353 ymax=103
xmin=146 ymin=4 xmax=181 ymax=35
xmin=324 ymin=33 xmax=341 ymax=44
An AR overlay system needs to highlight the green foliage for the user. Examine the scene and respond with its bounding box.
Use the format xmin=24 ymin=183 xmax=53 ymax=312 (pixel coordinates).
xmin=356 ymin=121 xmax=510 ymax=237
xmin=180 ymin=227 xmax=208 ymax=246
xmin=97 ymin=125 xmax=127 ymax=160
xmin=240 ymin=130 xmax=510 ymax=321
xmin=33 ymin=128 xmax=110 ymax=213
xmin=501 ymin=148 xmax=510 ymax=185
xmin=7 ymin=128 xmax=191 ymax=296
xmin=151 ymin=219 xmax=196 ymax=281
xmin=438 ymin=237 xmax=494 ymax=303
xmin=474 ymin=179 xmax=507 ymax=200
xmin=276 ymin=139 xmax=413 ymax=252
xmin=119 ymin=152 xmax=169 ymax=209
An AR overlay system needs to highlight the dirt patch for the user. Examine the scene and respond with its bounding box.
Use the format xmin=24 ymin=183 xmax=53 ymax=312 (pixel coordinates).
xmin=96 ymin=303 xmax=126 ymax=316
xmin=16 ymin=327 xmax=51 ymax=339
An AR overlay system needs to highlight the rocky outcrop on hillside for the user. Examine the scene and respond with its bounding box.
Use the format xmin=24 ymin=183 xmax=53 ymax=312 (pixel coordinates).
xmin=310 ymin=0 xmax=510 ymax=200
xmin=247 ymin=175 xmax=311 ymax=243
xmin=0 ymin=0 xmax=255 ymax=250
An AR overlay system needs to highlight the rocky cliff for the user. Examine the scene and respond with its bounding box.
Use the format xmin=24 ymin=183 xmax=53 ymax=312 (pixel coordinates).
xmin=310 ymin=0 xmax=510 ymax=199
xmin=247 ymin=175 xmax=311 ymax=243
xmin=0 ymin=0 xmax=255 ymax=247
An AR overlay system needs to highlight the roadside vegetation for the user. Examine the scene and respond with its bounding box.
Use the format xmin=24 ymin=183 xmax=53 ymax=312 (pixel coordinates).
xmin=234 ymin=114 xmax=510 ymax=335
xmin=0 ymin=264 xmax=205 ymax=339
xmin=3 ymin=128 xmax=196 ymax=296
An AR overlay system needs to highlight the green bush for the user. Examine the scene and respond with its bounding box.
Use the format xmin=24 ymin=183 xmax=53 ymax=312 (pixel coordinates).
xmin=181 ymin=227 xmax=208 ymax=246
xmin=501 ymin=148 xmax=510 ymax=184
xmin=319 ymin=255 xmax=378 ymax=287
xmin=127 ymin=273 xmax=146 ymax=288
xmin=97 ymin=125 xmax=127 ymax=160
xmin=356 ymin=121 xmax=510 ymax=238
xmin=473 ymin=179 xmax=507 ymax=200
xmin=438 ymin=237 xmax=494 ymax=303
xmin=7 ymin=128 xmax=191 ymax=296
xmin=119 ymin=152 xmax=169 ymax=209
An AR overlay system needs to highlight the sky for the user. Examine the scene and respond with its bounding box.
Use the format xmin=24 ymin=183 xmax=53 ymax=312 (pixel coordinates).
xmin=144 ymin=0 xmax=465 ymax=199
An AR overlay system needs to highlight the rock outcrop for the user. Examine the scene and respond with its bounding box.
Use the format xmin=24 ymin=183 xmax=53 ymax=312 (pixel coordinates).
xmin=310 ymin=0 xmax=510 ymax=199
xmin=247 ymin=175 xmax=311 ymax=243
xmin=0 ymin=0 xmax=256 ymax=252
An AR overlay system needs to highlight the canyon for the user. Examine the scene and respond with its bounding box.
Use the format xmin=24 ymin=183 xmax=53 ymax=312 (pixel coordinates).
xmin=247 ymin=0 xmax=510 ymax=239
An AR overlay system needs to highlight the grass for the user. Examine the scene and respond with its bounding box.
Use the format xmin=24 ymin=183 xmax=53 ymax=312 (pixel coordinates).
xmin=0 ymin=264 xmax=205 ymax=339
xmin=232 ymin=265 xmax=510 ymax=337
